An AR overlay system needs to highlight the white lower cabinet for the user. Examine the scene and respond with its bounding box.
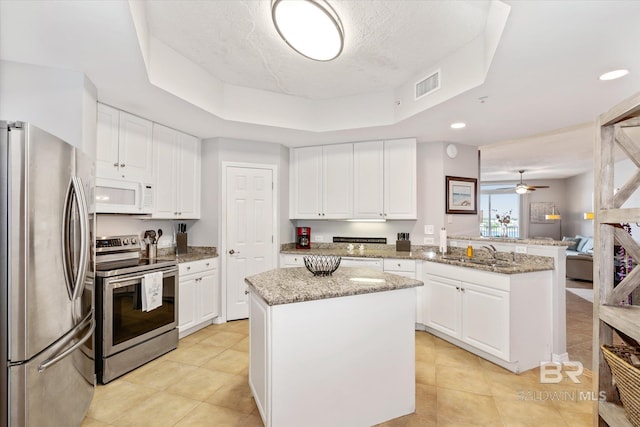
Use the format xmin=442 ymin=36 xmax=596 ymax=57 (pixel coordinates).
xmin=178 ymin=258 xmax=219 ymax=338
xmin=424 ymin=275 xmax=508 ymax=360
xmin=383 ymin=259 xmax=423 ymax=324
xmin=279 ymin=254 xmax=305 ymax=268
xmin=422 ymin=262 xmax=552 ymax=373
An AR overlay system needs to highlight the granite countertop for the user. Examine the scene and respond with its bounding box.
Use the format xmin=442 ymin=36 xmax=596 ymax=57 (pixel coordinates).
xmin=156 ymin=246 xmax=218 ymax=263
xmin=449 ymin=235 xmax=573 ymax=247
xmin=281 ymin=244 xmax=554 ymax=274
xmin=245 ymin=267 xmax=423 ymax=306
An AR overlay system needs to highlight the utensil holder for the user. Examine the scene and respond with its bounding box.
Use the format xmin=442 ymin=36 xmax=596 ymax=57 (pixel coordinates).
xmin=176 ymin=233 xmax=188 ymax=255
xmin=396 ymin=240 xmax=411 ymax=252
xmin=147 ymin=243 xmax=157 ymax=260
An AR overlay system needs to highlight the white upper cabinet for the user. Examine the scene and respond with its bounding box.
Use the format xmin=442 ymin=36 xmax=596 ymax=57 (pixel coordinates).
xmin=290 ymin=146 xmax=323 ymax=219
xmin=152 ymin=123 xmax=201 ymax=219
xmin=383 ymin=138 xmax=417 ymax=219
xmin=290 ymin=144 xmax=354 ymax=219
xmin=353 ymin=138 xmax=416 ymax=219
xmin=353 ymin=141 xmax=384 ymax=219
xmin=96 ymin=103 xmax=153 ymax=182
xmin=322 ymin=143 xmax=353 ymax=219
xmin=290 ymin=139 xmax=416 ymax=220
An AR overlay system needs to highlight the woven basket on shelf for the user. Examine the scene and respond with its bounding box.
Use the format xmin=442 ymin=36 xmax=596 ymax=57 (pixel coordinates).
xmin=601 ymin=344 xmax=640 ymax=427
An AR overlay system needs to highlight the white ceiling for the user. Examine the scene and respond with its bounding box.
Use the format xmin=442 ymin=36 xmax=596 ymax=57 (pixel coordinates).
xmin=146 ymin=0 xmax=491 ymax=99
xmin=1 ymin=0 xmax=640 ymax=181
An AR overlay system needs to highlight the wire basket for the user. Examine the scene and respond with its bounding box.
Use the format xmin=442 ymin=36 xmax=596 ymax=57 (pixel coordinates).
xmin=601 ymin=344 xmax=640 ymax=427
xmin=303 ymin=255 xmax=341 ymax=276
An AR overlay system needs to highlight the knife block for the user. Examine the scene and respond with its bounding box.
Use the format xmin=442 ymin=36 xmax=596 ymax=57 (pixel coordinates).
xmin=176 ymin=233 xmax=188 ymax=255
xmin=396 ymin=240 xmax=411 ymax=252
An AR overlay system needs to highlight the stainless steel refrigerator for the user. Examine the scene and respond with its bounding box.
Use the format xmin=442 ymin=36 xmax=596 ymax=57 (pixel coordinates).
xmin=1 ymin=122 xmax=95 ymax=426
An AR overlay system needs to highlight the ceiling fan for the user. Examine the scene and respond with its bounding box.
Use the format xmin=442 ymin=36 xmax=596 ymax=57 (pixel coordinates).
xmin=498 ymin=170 xmax=549 ymax=194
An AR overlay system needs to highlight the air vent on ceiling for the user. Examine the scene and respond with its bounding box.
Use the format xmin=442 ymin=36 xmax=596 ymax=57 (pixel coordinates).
xmin=415 ymin=70 xmax=441 ymax=100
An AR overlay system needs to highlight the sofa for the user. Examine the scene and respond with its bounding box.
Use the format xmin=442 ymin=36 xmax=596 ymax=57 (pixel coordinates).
xmin=564 ymin=235 xmax=593 ymax=281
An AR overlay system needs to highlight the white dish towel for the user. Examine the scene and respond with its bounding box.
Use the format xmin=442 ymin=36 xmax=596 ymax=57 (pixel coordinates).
xmin=142 ymin=272 xmax=163 ymax=312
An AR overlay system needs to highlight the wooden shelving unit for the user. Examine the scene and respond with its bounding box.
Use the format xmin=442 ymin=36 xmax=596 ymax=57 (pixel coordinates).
xmin=594 ymin=92 xmax=640 ymax=426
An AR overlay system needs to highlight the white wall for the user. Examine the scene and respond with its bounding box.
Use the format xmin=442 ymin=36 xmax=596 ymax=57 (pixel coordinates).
xmin=0 ymin=60 xmax=97 ymax=157
xmin=519 ymin=179 xmax=568 ymax=240
xmin=565 ymin=156 xmax=640 ymax=242
xmin=565 ymin=172 xmax=594 ymax=238
xmin=188 ymin=137 xmax=292 ymax=248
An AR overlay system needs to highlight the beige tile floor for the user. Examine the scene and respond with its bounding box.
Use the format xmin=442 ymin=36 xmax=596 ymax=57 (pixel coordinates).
xmin=83 ymin=284 xmax=596 ymax=427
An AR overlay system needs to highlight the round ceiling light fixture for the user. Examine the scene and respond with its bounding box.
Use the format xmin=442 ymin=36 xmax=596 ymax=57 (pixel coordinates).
xmin=450 ymin=122 xmax=466 ymax=129
xmin=599 ymin=69 xmax=629 ymax=81
xmin=271 ymin=0 xmax=344 ymax=61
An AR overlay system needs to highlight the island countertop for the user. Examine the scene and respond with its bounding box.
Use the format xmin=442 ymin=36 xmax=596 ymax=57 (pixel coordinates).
xmin=245 ymin=266 xmax=423 ymax=306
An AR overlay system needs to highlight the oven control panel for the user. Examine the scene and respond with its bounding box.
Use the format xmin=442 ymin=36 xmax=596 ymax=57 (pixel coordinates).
xmin=96 ymin=235 xmax=140 ymax=253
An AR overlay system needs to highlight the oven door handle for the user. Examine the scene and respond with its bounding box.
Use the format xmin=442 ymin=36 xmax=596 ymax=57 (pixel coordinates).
xmin=108 ymin=270 xmax=177 ymax=289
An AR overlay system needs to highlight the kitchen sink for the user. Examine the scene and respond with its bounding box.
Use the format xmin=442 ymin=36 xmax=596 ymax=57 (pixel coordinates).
xmin=439 ymin=255 xmax=516 ymax=268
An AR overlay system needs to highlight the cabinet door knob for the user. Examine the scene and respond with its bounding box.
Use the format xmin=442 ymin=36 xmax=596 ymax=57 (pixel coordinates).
xmin=205 ymin=262 xmax=210 ymax=267
xmin=187 ymin=266 xmax=191 ymax=270
xmin=379 ymin=213 xmax=383 ymax=216
xmin=318 ymin=213 xmax=321 ymax=216
xmin=113 ymin=162 xmax=119 ymax=167
xmin=120 ymin=163 xmax=125 ymax=167
xmin=229 ymin=249 xmax=239 ymax=254
xmin=244 ymin=289 xmax=249 ymax=295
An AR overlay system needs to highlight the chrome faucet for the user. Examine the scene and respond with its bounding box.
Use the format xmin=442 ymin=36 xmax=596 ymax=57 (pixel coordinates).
xmin=482 ymin=245 xmax=498 ymax=259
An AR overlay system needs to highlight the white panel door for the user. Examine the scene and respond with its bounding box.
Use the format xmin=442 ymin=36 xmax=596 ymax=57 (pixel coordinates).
xmin=226 ymin=166 xmax=275 ymax=320
xmin=322 ymin=143 xmax=353 ymax=218
xmin=353 ymin=141 xmax=384 ymax=219
xmin=290 ymin=146 xmax=323 ymax=218
xmin=384 ymin=138 xmax=417 ymax=219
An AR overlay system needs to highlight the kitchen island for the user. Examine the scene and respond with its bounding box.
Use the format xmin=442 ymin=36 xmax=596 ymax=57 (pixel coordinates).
xmin=244 ymin=267 xmax=423 ymax=427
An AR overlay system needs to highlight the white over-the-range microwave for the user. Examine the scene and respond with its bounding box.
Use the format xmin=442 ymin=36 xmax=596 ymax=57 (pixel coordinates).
xmin=95 ymin=178 xmax=154 ymax=214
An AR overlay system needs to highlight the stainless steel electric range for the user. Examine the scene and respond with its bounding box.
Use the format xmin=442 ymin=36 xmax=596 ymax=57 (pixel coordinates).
xmin=94 ymin=235 xmax=178 ymax=384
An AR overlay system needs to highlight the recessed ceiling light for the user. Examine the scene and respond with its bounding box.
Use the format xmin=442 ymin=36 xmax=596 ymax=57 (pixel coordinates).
xmin=599 ymin=69 xmax=629 ymax=81
xmin=450 ymin=122 xmax=466 ymax=129
xmin=272 ymin=0 xmax=344 ymax=61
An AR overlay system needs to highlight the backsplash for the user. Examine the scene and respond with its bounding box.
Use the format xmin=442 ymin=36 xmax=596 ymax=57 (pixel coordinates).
xmin=95 ymin=214 xmax=197 ymax=248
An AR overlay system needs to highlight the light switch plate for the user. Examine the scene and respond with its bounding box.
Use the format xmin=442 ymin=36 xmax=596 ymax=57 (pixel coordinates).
xmin=314 ymin=235 xmax=324 ymax=242
xmin=447 ymin=215 xmax=453 ymax=224
xmin=424 ymin=225 xmax=434 ymax=234
xmin=424 ymin=237 xmax=434 ymax=245
xmin=515 ymin=246 xmax=527 ymax=254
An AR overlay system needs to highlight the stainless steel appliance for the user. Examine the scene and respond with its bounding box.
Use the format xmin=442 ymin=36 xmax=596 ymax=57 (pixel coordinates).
xmin=94 ymin=235 xmax=178 ymax=384
xmin=1 ymin=121 xmax=95 ymax=426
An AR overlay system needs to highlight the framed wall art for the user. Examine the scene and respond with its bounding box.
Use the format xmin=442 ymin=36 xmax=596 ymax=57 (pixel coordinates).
xmin=446 ymin=176 xmax=477 ymax=214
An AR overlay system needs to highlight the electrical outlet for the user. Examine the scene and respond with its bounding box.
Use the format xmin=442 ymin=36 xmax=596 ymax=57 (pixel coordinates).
xmin=515 ymin=246 xmax=527 ymax=254
xmin=447 ymin=215 xmax=453 ymax=224
xmin=424 ymin=237 xmax=434 ymax=245
xmin=424 ymin=225 xmax=434 ymax=234
xmin=314 ymin=235 xmax=324 ymax=242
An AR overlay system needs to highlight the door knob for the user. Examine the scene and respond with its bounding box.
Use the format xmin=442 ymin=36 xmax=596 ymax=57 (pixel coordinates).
xmin=229 ymin=249 xmax=239 ymax=254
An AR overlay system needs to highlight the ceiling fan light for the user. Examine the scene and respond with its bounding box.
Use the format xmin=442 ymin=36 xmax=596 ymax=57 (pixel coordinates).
xmin=515 ymin=184 xmax=529 ymax=194
xmin=272 ymin=0 xmax=344 ymax=61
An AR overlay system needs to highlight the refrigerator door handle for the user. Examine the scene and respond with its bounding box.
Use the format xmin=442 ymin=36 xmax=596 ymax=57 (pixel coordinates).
xmin=37 ymin=311 xmax=94 ymax=373
xmin=62 ymin=176 xmax=90 ymax=301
